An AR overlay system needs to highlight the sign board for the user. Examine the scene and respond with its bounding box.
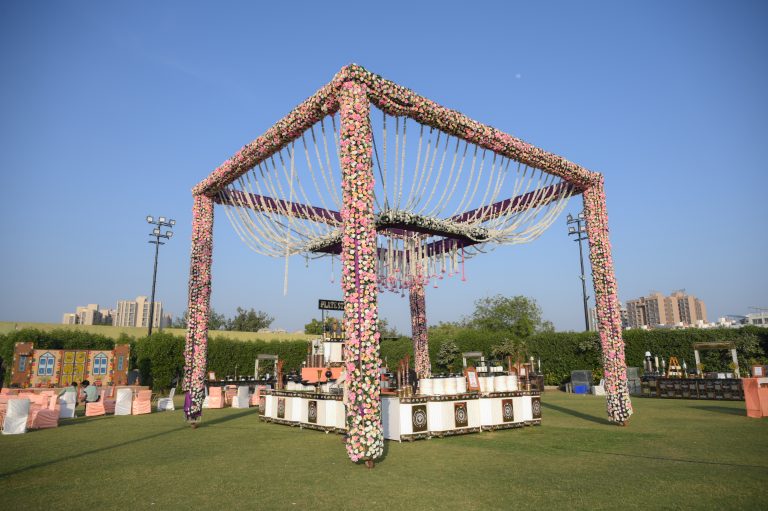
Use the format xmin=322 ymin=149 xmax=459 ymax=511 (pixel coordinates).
xmin=464 ymin=368 xmax=480 ymax=392
xmin=318 ymin=299 xmax=344 ymax=311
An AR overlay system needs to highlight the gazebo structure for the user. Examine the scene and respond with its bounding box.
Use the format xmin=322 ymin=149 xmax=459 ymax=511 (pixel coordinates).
xmin=183 ymin=64 xmax=633 ymax=463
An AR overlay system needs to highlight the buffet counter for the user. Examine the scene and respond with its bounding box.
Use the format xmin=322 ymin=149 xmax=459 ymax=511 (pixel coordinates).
xmin=261 ymin=389 xmax=542 ymax=441
xmin=640 ymin=378 xmax=743 ymax=400
xmin=383 ymin=391 xmax=541 ymax=441
xmin=262 ymin=390 xmax=345 ymax=432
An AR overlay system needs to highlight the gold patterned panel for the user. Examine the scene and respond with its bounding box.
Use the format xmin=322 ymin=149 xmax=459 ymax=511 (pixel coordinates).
xmin=61 ymin=351 xmax=87 ymax=386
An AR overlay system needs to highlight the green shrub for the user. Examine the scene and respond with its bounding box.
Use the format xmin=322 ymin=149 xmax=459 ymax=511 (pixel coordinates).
xmin=3 ymin=325 xmax=766 ymax=390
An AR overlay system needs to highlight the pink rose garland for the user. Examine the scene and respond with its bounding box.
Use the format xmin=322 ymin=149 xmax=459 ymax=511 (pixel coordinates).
xmin=409 ymin=282 xmax=431 ymax=378
xmin=339 ymin=81 xmax=384 ymax=462
xmin=583 ymin=176 xmax=633 ymax=424
xmin=183 ymin=194 xmax=214 ymax=421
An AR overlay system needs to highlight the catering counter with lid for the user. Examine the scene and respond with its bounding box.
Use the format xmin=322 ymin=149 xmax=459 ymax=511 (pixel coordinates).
xmin=262 ymin=390 xmax=345 ymax=432
xmin=262 ymin=388 xmax=541 ymax=441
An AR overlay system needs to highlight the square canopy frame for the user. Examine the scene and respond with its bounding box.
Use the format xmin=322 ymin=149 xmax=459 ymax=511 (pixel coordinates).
xmin=182 ymin=65 xmax=633 ymax=463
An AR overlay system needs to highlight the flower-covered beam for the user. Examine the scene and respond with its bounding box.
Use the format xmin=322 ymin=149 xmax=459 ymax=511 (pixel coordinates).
xmin=193 ymin=81 xmax=342 ymax=197
xmin=183 ymin=194 xmax=214 ymax=422
xmin=409 ymin=283 xmax=431 ymax=379
xmin=193 ymin=64 xmax=597 ymax=199
xmin=338 ymin=81 xmax=383 ymax=463
xmin=344 ymin=65 xmax=597 ymax=191
xmin=582 ymin=177 xmax=633 ymax=424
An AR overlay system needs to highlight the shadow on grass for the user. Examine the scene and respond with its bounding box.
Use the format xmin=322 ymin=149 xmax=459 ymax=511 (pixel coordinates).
xmin=541 ymin=401 xmax=611 ymax=426
xmin=691 ymin=405 xmax=746 ymax=417
xmin=197 ymin=408 xmax=259 ymax=428
xmin=562 ymin=447 xmax=768 ymax=470
xmin=0 ymin=409 xmax=258 ymax=479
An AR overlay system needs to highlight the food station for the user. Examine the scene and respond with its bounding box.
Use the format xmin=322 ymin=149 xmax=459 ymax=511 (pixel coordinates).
xmin=639 ymin=343 xmax=745 ymax=400
xmin=262 ymin=333 xmax=543 ymax=441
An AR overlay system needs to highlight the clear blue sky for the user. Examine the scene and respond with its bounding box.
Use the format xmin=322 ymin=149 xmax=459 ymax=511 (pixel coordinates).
xmin=1 ymin=1 xmax=766 ymax=333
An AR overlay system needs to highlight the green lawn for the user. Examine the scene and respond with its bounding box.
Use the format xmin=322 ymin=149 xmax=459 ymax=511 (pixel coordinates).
xmin=1 ymin=393 xmax=766 ymax=510
xmin=0 ymin=321 xmax=313 ymax=342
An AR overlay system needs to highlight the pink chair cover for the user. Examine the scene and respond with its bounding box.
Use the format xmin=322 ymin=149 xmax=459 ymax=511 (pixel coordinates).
xmin=30 ymin=394 xmax=59 ymax=429
xmin=207 ymin=386 xmax=224 ymax=409
xmin=224 ymin=385 xmax=237 ymax=406
xmin=132 ymin=390 xmax=152 ymax=415
xmin=85 ymin=390 xmax=108 ymax=417
xmin=250 ymin=385 xmax=265 ymax=406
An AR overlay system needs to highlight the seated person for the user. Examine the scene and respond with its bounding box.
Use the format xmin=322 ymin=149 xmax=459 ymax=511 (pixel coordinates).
xmin=58 ymin=382 xmax=78 ymax=398
xmin=80 ymin=380 xmax=100 ymax=404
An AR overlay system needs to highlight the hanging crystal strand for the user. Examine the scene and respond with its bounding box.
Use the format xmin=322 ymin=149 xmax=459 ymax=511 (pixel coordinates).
xmin=330 ymin=254 xmax=335 ymax=283
xmin=449 ymin=242 xmax=456 ymax=277
xmin=385 ymin=238 xmax=391 ymax=290
xmin=283 ymin=246 xmax=290 ymax=295
xmin=461 ymin=246 xmax=467 ymax=282
xmin=441 ymin=240 xmax=447 ymax=278
xmin=399 ymin=238 xmax=408 ymax=296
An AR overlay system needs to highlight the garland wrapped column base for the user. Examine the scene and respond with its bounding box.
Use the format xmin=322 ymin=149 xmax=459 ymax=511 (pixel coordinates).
xmin=183 ymin=194 xmax=214 ymax=422
xmin=583 ymin=177 xmax=633 ymax=424
xmin=339 ymin=81 xmax=383 ymax=462
xmin=409 ymin=283 xmax=431 ymax=378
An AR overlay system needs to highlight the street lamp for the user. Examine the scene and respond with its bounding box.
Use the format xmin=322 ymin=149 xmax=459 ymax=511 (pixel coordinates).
xmin=146 ymin=215 xmax=175 ymax=336
xmin=566 ymin=212 xmax=590 ymax=331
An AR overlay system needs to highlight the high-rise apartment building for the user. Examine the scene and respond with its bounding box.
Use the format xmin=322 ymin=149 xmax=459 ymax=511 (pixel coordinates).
xmin=61 ymin=304 xmax=114 ymax=325
xmin=588 ymin=302 xmax=629 ymax=331
xmin=114 ymin=296 xmax=164 ymax=328
xmin=626 ymin=291 xmax=707 ymax=328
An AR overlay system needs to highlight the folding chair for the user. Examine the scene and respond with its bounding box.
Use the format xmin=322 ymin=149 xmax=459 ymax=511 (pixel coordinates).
xmin=224 ymin=385 xmax=237 ymax=406
xmin=2 ymin=398 xmax=31 ymax=435
xmin=59 ymin=393 xmax=77 ymax=419
xmin=205 ymin=386 xmax=224 ymax=409
xmin=30 ymin=394 xmax=59 ymax=429
xmin=132 ymin=390 xmax=152 ymax=415
xmin=231 ymin=386 xmax=250 ymax=408
xmin=157 ymin=388 xmax=176 ymax=411
xmin=85 ymin=390 xmax=108 ymax=417
xmin=114 ymin=389 xmax=133 ymax=416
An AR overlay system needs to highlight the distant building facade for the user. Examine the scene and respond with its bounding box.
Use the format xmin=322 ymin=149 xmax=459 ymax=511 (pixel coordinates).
xmin=61 ymin=304 xmax=114 ymax=326
xmin=588 ymin=302 xmax=629 ymax=331
xmin=626 ymin=291 xmax=707 ymax=329
xmin=113 ymin=296 xmax=166 ymax=328
xmin=746 ymin=312 xmax=768 ymax=327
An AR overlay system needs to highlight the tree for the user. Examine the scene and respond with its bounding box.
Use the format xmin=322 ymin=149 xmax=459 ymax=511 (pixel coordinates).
xmin=227 ymin=307 xmax=274 ymax=332
xmin=172 ymin=308 xmax=228 ymax=330
xmin=304 ymin=317 xmax=342 ymax=336
xmin=491 ymin=337 xmax=528 ymax=363
xmin=436 ymin=340 xmax=460 ymax=371
xmin=378 ymin=318 xmax=400 ymax=338
xmin=469 ymin=295 xmax=552 ymax=337
xmin=304 ymin=318 xmax=324 ymax=335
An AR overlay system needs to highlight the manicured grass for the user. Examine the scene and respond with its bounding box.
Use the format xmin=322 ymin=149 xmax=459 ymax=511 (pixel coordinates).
xmin=0 ymin=321 xmax=313 ymax=342
xmin=1 ymin=393 xmax=766 ymax=510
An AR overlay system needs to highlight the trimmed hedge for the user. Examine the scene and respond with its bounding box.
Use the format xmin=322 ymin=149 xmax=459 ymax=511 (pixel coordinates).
xmin=2 ymin=327 xmax=766 ymax=389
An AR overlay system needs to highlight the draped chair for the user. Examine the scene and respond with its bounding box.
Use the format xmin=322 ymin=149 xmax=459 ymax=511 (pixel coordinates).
xmin=132 ymin=390 xmax=152 ymax=415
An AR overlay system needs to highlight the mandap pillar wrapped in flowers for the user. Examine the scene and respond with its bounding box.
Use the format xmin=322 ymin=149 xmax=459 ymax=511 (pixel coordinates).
xmin=409 ymin=283 xmax=431 ymax=379
xmin=582 ymin=176 xmax=632 ymax=424
xmin=183 ymin=194 xmax=214 ymax=422
xmin=338 ymin=81 xmax=384 ymax=462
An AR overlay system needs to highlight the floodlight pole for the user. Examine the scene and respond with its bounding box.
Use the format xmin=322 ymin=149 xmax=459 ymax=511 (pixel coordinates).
xmin=146 ymin=215 xmax=175 ymax=336
xmin=567 ymin=212 xmax=590 ymax=331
